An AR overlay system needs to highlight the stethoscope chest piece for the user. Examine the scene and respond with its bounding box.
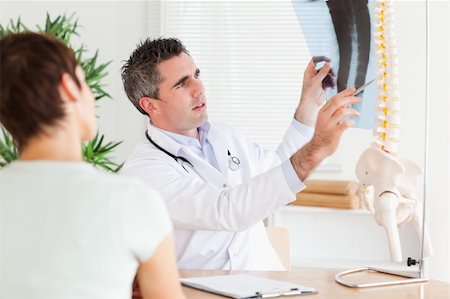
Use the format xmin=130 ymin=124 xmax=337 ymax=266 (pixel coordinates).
xmin=227 ymin=150 xmax=240 ymax=171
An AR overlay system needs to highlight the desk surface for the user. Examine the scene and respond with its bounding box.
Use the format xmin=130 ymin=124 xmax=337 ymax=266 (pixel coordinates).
xmin=180 ymin=269 xmax=450 ymax=299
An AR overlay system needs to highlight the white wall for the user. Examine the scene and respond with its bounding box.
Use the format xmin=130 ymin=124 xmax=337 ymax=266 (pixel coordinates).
xmin=1 ymin=0 xmax=448 ymax=282
xmin=426 ymin=0 xmax=449 ymax=283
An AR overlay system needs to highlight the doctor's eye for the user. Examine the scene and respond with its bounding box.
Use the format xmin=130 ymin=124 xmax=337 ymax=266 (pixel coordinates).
xmin=176 ymin=82 xmax=186 ymax=89
xmin=194 ymin=69 xmax=200 ymax=79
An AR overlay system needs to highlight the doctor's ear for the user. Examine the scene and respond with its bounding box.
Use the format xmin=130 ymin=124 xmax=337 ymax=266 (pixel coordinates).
xmin=139 ymin=97 xmax=158 ymax=116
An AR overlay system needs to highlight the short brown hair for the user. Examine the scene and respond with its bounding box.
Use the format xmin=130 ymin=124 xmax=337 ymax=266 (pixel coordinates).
xmin=0 ymin=32 xmax=80 ymax=148
xmin=121 ymin=38 xmax=188 ymax=114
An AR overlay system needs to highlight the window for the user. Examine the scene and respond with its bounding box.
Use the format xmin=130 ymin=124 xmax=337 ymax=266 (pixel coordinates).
xmin=148 ymin=0 xmax=310 ymax=149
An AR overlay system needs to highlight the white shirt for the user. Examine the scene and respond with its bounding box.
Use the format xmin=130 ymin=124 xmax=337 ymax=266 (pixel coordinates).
xmin=0 ymin=161 xmax=171 ymax=299
xmin=122 ymin=121 xmax=313 ymax=271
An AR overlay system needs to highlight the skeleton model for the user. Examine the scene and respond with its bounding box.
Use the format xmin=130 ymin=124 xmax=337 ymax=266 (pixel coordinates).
xmin=355 ymin=0 xmax=433 ymax=262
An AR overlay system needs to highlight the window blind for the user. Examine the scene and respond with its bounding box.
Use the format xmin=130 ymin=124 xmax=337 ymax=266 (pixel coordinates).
xmin=148 ymin=0 xmax=311 ymax=150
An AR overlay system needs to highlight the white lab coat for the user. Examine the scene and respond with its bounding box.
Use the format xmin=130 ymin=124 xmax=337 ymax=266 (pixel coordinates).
xmin=122 ymin=122 xmax=311 ymax=270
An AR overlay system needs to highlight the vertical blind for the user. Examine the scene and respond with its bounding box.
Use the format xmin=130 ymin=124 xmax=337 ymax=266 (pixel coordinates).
xmin=148 ymin=0 xmax=311 ymax=150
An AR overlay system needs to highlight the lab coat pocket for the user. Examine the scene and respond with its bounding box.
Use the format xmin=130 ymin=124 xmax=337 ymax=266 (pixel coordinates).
xmin=177 ymin=250 xmax=222 ymax=269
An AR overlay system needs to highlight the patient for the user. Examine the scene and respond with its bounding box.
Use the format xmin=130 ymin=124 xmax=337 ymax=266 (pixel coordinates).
xmin=0 ymin=32 xmax=185 ymax=299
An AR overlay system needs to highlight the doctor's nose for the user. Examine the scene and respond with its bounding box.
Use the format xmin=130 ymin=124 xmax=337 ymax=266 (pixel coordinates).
xmin=191 ymin=79 xmax=205 ymax=98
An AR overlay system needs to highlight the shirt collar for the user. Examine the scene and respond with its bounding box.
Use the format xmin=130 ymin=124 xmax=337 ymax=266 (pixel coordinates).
xmin=198 ymin=122 xmax=211 ymax=145
xmin=151 ymin=122 xmax=212 ymax=149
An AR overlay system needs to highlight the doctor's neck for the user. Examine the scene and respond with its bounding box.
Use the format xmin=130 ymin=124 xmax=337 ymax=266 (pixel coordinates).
xmin=153 ymin=123 xmax=201 ymax=140
xmin=178 ymin=128 xmax=200 ymax=140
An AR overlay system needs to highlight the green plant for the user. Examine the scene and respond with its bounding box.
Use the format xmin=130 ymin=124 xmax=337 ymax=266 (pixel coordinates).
xmin=0 ymin=128 xmax=19 ymax=168
xmin=0 ymin=14 xmax=122 ymax=172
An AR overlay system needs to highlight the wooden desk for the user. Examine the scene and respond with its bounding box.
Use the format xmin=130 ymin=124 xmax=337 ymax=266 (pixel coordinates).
xmin=180 ymin=269 xmax=450 ymax=299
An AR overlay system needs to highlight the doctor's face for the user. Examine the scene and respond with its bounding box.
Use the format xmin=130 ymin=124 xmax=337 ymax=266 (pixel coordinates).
xmin=151 ymin=53 xmax=207 ymax=136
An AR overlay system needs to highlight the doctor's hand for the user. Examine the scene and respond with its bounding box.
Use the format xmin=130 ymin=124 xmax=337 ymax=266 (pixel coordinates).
xmin=291 ymin=87 xmax=360 ymax=181
xmin=295 ymin=56 xmax=336 ymax=127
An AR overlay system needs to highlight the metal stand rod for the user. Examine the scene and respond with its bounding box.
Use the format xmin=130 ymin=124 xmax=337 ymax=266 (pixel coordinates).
xmin=335 ymin=267 xmax=428 ymax=288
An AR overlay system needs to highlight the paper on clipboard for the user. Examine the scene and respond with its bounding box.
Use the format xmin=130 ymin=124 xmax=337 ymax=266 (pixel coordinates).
xmin=180 ymin=274 xmax=318 ymax=298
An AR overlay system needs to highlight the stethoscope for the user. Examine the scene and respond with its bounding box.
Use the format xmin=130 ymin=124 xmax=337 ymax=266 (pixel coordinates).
xmin=227 ymin=150 xmax=240 ymax=171
xmin=145 ymin=130 xmax=240 ymax=172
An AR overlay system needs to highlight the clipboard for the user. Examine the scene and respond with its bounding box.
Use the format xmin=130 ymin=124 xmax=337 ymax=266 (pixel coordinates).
xmin=180 ymin=274 xmax=318 ymax=298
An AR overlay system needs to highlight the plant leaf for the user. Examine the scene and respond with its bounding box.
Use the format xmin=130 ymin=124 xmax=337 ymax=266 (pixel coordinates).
xmin=0 ymin=14 xmax=122 ymax=172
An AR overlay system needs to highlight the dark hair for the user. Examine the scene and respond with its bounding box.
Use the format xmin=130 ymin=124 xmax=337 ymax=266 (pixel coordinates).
xmin=121 ymin=37 xmax=189 ymax=114
xmin=0 ymin=32 xmax=80 ymax=148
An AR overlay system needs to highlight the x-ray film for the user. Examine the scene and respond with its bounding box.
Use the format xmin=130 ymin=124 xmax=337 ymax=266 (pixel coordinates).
xmin=292 ymin=0 xmax=378 ymax=129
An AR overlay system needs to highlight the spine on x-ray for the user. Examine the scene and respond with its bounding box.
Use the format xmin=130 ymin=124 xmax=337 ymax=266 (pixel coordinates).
xmin=374 ymin=0 xmax=400 ymax=154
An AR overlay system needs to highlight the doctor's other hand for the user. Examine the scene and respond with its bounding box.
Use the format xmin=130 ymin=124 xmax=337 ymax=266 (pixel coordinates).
xmin=295 ymin=56 xmax=336 ymax=127
xmin=291 ymin=87 xmax=360 ymax=181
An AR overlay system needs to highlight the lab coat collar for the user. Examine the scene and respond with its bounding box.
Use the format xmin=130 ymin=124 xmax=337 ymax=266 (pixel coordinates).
xmin=147 ymin=122 xmax=184 ymax=156
xmin=146 ymin=122 xmax=214 ymax=154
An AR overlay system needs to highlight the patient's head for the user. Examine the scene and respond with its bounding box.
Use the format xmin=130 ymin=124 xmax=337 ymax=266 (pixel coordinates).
xmin=0 ymin=32 xmax=95 ymax=148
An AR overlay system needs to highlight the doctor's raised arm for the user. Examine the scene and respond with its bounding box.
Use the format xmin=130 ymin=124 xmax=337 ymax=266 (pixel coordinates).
xmin=120 ymin=38 xmax=360 ymax=271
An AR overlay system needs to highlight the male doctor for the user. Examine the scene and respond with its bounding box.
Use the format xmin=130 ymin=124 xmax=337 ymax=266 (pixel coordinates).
xmin=121 ymin=38 xmax=360 ymax=271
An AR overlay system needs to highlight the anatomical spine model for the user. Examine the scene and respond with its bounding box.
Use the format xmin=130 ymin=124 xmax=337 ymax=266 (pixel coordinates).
xmin=355 ymin=0 xmax=433 ymax=262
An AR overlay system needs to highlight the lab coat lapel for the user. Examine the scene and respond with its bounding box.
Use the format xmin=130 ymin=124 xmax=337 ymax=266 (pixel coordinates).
xmin=178 ymin=147 xmax=227 ymax=187
xmin=148 ymin=123 xmax=228 ymax=187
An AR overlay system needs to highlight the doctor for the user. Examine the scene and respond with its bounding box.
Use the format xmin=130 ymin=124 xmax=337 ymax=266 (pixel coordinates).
xmin=121 ymin=38 xmax=360 ymax=271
